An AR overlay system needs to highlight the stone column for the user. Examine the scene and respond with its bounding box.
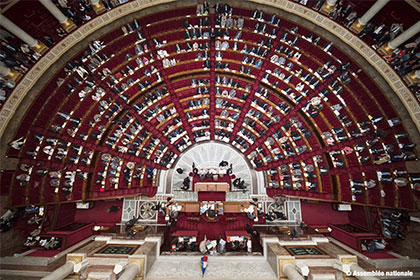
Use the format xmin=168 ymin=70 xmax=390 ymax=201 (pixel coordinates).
xmin=349 ymin=262 xmax=380 ymax=280
xmin=91 ymin=0 xmax=106 ymax=14
xmin=403 ymin=70 xmax=420 ymax=86
xmin=39 ymin=0 xmax=77 ymax=32
xmin=118 ymin=262 xmax=141 ymax=280
xmin=351 ymin=0 xmax=390 ymax=33
xmin=283 ymin=263 xmax=305 ymax=280
xmin=379 ymin=21 xmax=420 ymax=54
xmin=414 ymin=70 xmax=420 ymax=80
xmin=0 ymin=65 xmax=21 ymax=81
xmin=338 ymin=255 xmax=380 ymax=280
xmin=0 ymin=14 xmax=48 ymax=54
xmin=40 ymin=261 xmax=75 ymax=280
xmin=320 ymin=0 xmax=337 ymax=15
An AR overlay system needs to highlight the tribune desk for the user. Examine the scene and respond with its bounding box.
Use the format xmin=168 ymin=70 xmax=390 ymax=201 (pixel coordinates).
xmin=225 ymin=230 xmax=252 ymax=252
xmin=169 ymin=201 xmax=253 ymax=214
xmin=223 ymin=201 xmax=252 ymax=213
xmin=166 ymin=202 xmax=200 ymax=214
xmin=171 ymin=230 xmax=199 ymax=251
xmin=195 ymin=182 xmax=230 ymax=193
xmin=166 ymin=201 xmax=257 ymax=222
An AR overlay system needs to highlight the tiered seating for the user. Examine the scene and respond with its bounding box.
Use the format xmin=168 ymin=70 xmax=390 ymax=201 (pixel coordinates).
xmin=3 ymin=4 xmax=417 ymax=210
xmin=2 ymin=0 xmax=417 ymax=115
xmin=0 ymin=1 xmax=134 ymax=108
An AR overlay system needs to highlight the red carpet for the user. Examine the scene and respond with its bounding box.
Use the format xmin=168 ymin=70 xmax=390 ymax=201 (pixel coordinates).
xmin=347 ymin=205 xmax=370 ymax=231
xmin=74 ymin=200 xmax=123 ymax=225
xmin=198 ymin=191 xmax=226 ymax=201
xmin=27 ymin=249 xmax=61 ymax=257
xmin=163 ymin=211 xmax=264 ymax=247
xmin=362 ymin=251 xmax=397 ymax=259
xmin=301 ymin=201 xmax=349 ymax=226
xmin=161 ymin=211 xmax=263 ymax=253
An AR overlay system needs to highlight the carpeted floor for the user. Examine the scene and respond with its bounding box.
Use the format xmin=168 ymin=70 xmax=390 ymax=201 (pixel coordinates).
xmin=168 ymin=212 xmax=257 ymax=242
xmin=26 ymin=249 xmax=61 ymax=257
xmin=301 ymin=201 xmax=350 ymax=226
xmin=362 ymin=251 xmax=397 ymax=259
xmin=162 ymin=211 xmax=263 ymax=253
xmin=197 ymin=191 xmax=226 ymax=201
xmin=73 ymin=200 xmax=123 ymax=224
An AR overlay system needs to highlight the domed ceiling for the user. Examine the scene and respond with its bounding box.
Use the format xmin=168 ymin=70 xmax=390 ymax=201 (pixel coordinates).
xmin=3 ymin=3 xmax=418 ymax=210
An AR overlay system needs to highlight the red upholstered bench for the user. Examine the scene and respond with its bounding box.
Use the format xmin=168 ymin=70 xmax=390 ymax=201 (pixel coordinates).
xmin=46 ymin=223 xmax=94 ymax=250
xmin=329 ymin=224 xmax=382 ymax=252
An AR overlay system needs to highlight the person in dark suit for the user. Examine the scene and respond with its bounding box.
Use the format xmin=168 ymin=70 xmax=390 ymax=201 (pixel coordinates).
xmin=219 ymin=160 xmax=228 ymax=167
xmin=246 ymin=224 xmax=257 ymax=236
xmin=125 ymin=216 xmax=139 ymax=232
xmin=107 ymin=205 xmax=121 ymax=213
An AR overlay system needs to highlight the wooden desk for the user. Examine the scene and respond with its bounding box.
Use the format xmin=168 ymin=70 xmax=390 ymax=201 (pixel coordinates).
xmin=329 ymin=224 xmax=381 ymax=252
xmin=170 ymin=201 xmax=253 ymax=214
xmin=131 ymin=225 xmax=146 ymax=232
xmin=223 ymin=201 xmax=251 ymax=213
xmin=171 ymin=230 xmax=198 ymax=251
xmin=197 ymin=168 xmax=227 ymax=175
xmin=195 ymin=182 xmax=229 ymax=193
xmin=200 ymin=201 xmax=224 ymax=215
xmin=225 ymin=230 xmax=252 ymax=252
xmin=225 ymin=230 xmax=251 ymax=239
xmin=167 ymin=202 xmax=200 ymax=213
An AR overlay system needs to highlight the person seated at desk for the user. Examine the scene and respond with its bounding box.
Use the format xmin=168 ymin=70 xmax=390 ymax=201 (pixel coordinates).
xmin=207 ymin=209 xmax=217 ymax=218
xmin=169 ymin=208 xmax=179 ymax=219
xmin=200 ymin=203 xmax=209 ymax=214
xmin=217 ymin=239 xmax=226 ymax=254
xmin=201 ymin=202 xmax=223 ymax=217
xmin=185 ymin=241 xmax=195 ymax=251
xmin=245 ymin=206 xmax=257 ymax=220
xmin=230 ymin=240 xmax=239 ymax=250
xmin=177 ymin=241 xmax=185 ymax=251
xmin=239 ymin=240 xmax=247 ymax=250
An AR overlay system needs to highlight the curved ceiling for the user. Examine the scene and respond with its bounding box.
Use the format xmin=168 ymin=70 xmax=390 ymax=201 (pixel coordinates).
xmin=2 ymin=0 xmax=418 ymax=211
